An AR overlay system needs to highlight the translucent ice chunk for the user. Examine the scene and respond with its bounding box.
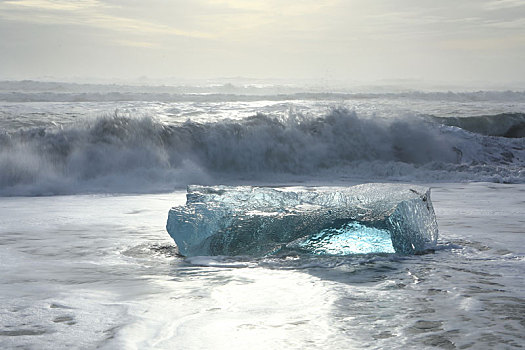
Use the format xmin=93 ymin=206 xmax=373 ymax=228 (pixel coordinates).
xmin=297 ymin=222 xmax=395 ymax=255
xmin=166 ymin=184 xmax=438 ymax=257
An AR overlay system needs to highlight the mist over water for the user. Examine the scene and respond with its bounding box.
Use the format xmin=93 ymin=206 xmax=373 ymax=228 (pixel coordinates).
xmin=1 ymin=102 xmax=524 ymax=196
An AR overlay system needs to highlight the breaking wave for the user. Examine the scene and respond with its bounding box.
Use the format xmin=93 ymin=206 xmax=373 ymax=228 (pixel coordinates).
xmin=432 ymin=113 xmax=525 ymax=138
xmin=1 ymin=109 xmax=524 ymax=195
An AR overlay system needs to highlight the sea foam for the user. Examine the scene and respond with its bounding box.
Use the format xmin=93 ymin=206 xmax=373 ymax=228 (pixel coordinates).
xmin=1 ymin=109 xmax=524 ymax=196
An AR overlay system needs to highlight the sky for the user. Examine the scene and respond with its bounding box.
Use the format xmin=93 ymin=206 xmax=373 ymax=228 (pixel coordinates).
xmin=0 ymin=0 xmax=524 ymax=86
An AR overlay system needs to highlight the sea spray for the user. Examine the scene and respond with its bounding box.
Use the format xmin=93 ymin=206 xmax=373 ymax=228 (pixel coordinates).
xmin=1 ymin=109 xmax=524 ymax=195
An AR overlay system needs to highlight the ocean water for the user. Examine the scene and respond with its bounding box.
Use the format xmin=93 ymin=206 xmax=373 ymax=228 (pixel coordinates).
xmin=1 ymin=83 xmax=524 ymax=349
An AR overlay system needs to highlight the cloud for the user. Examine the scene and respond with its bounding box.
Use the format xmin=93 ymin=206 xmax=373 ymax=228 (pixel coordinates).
xmin=484 ymin=17 xmax=525 ymax=29
xmin=0 ymin=0 xmax=212 ymax=41
xmin=1 ymin=0 xmax=524 ymax=82
xmin=207 ymin=0 xmax=339 ymax=15
xmin=484 ymin=0 xmax=525 ymax=10
xmin=114 ymin=39 xmax=159 ymax=48
xmin=440 ymin=35 xmax=525 ymax=50
xmin=3 ymin=0 xmax=104 ymax=11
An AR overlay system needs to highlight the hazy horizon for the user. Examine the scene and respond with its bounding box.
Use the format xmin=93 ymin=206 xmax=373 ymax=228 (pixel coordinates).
xmin=1 ymin=0 xmax=524 ymax=87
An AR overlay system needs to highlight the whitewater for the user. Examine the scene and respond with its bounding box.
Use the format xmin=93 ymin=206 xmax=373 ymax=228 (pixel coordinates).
xmin=1 ymin=82 xmax=524 ymax=349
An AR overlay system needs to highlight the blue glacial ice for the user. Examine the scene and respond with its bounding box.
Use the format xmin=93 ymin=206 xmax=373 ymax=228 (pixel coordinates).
xmin=166 ymin=184 xmax=438 ymax=257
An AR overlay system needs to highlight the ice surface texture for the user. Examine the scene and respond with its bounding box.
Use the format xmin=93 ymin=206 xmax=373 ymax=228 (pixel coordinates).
xmin=166 ymin=184 xmax=438 ymax=257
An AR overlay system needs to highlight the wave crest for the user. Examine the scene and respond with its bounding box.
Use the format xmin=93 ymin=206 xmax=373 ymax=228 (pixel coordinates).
xmin=1 ymin=109 xmax=524 ymax=195
xmin=433 ymin=113 xmax=525 ymax=138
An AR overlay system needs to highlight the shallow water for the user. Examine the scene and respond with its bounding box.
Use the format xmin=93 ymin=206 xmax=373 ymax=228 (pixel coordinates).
xmin=1 ymin=183 xmax=523 ymax=349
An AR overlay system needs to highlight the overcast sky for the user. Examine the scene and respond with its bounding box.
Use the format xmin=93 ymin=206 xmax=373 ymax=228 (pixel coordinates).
xmin=0 ymin=0 xmax=524 ymax=85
